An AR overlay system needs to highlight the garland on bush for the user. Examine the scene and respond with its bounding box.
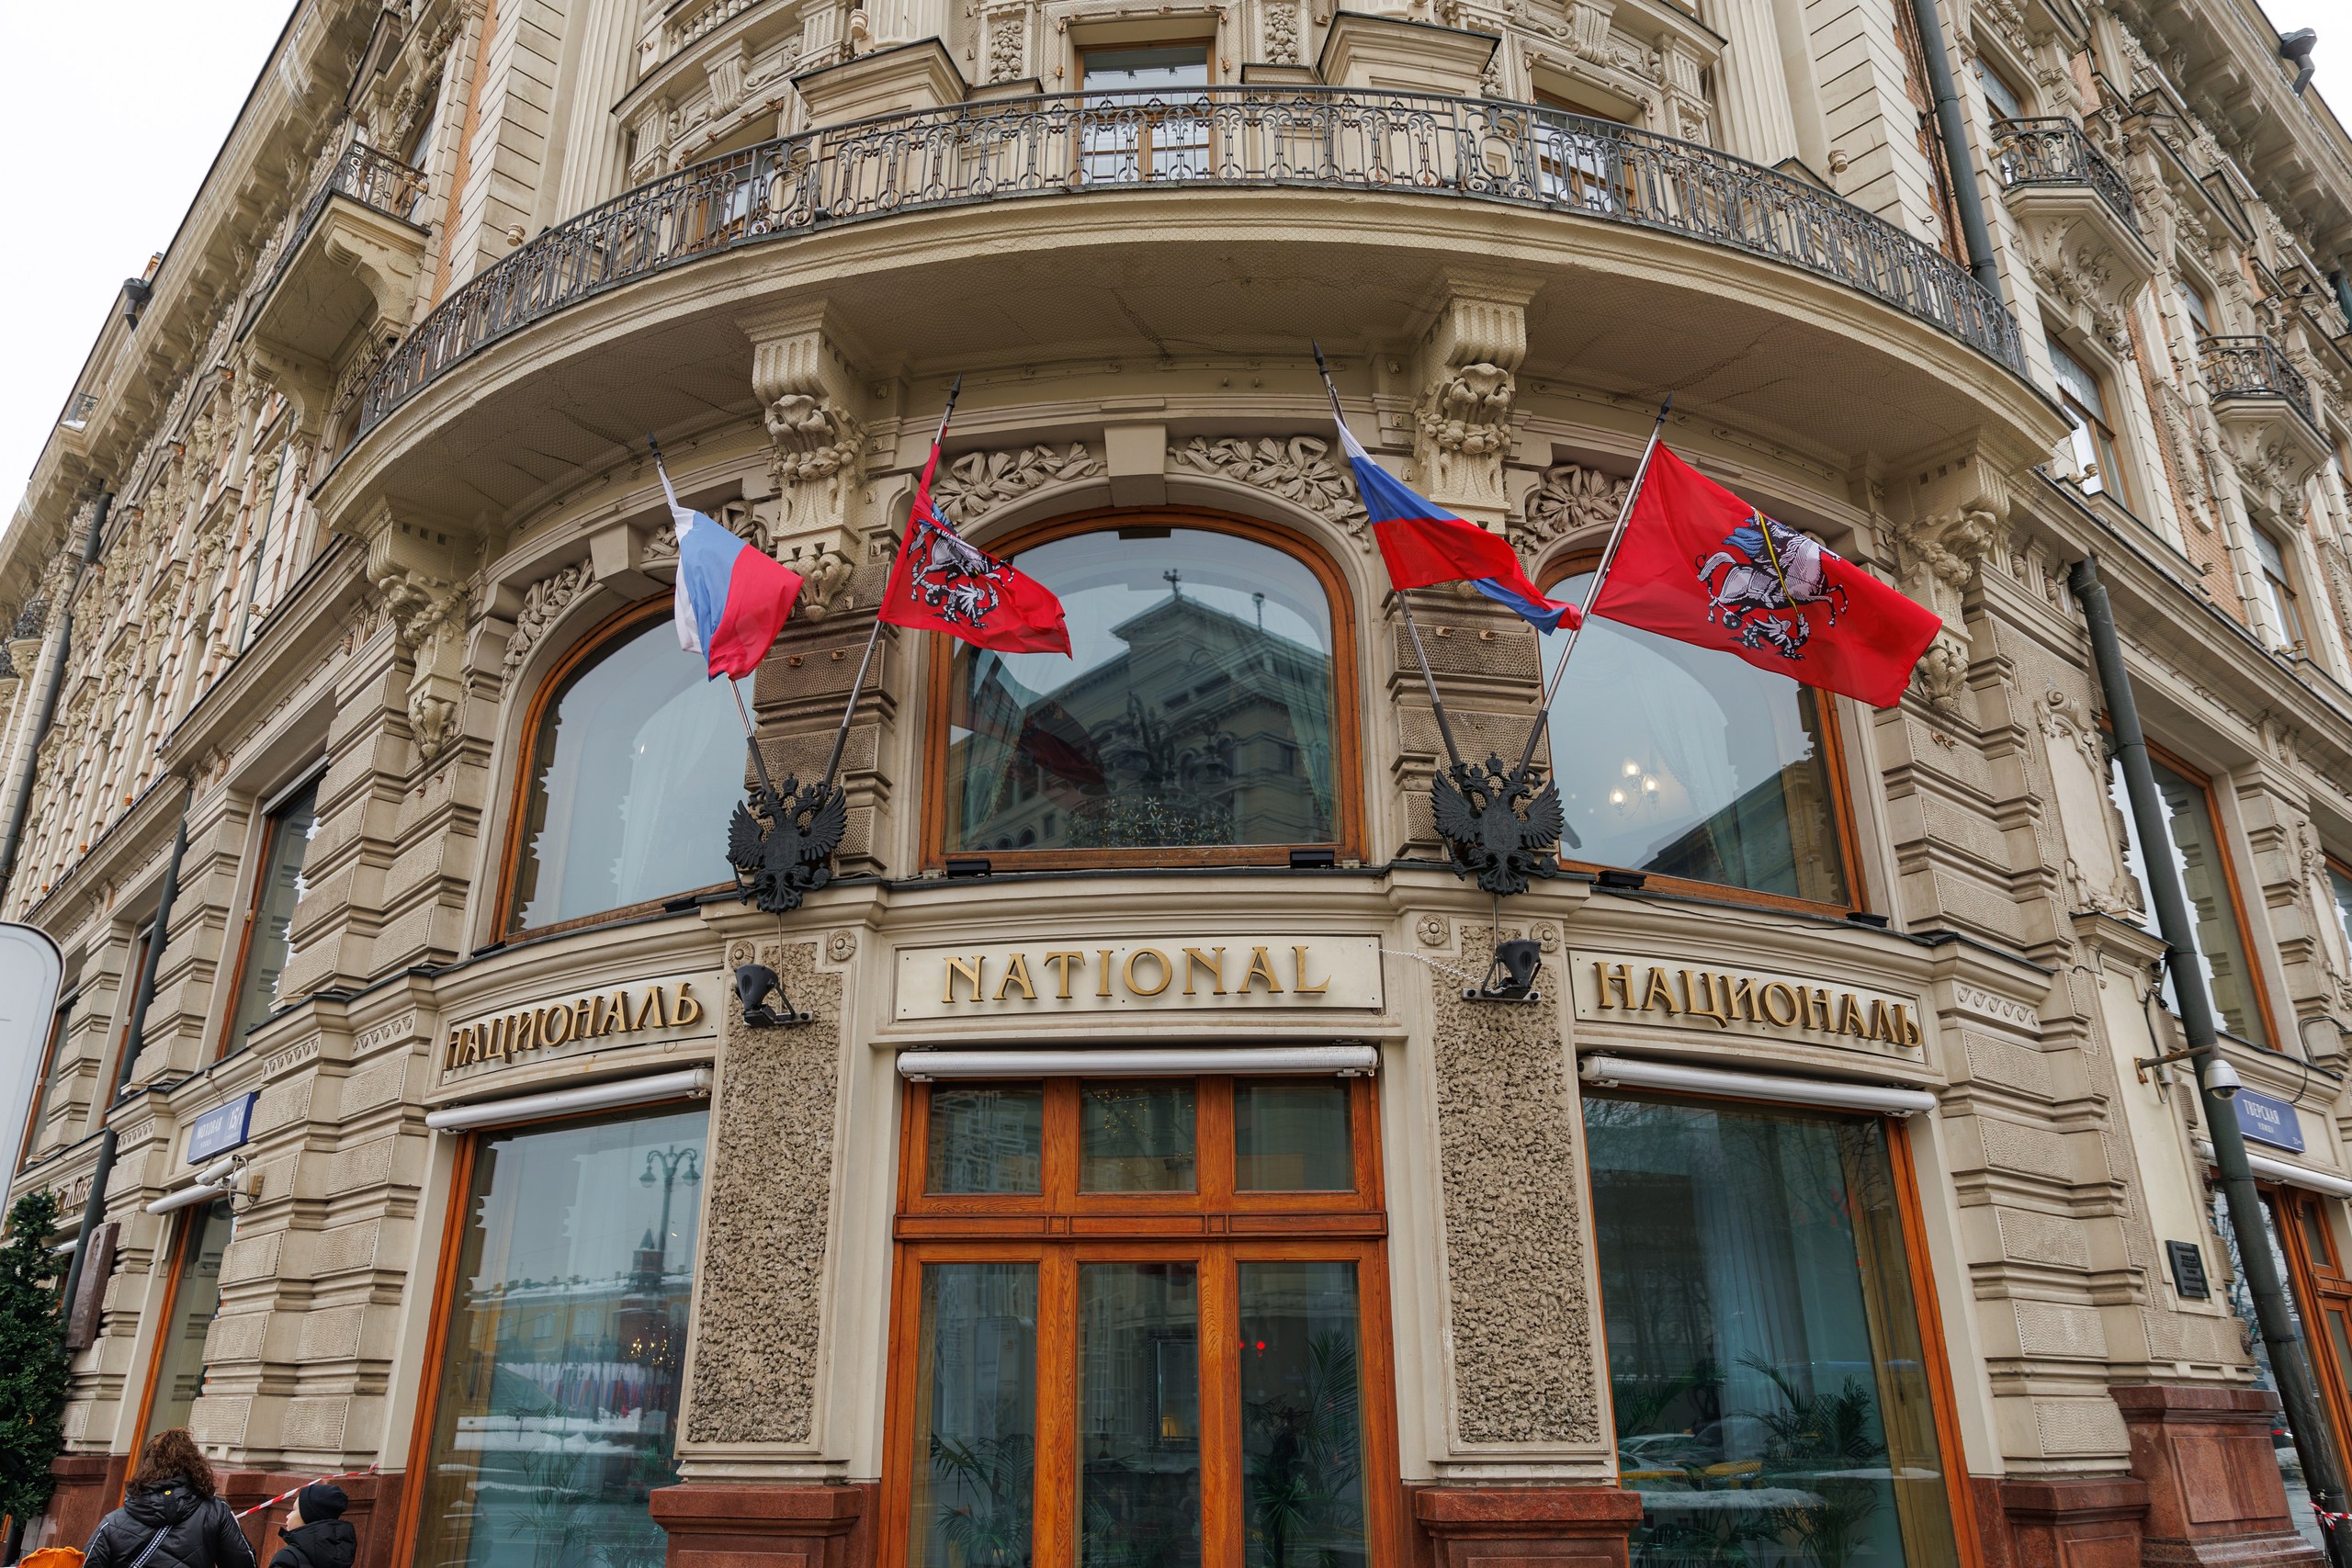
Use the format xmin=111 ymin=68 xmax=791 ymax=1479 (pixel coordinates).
xmin=0 ymin=1190 xmax=72 ymax=1542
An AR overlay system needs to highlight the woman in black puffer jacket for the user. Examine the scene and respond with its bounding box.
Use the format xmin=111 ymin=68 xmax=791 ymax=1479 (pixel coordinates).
xmin=83 ymin=1430 xmax=257 ymax=1568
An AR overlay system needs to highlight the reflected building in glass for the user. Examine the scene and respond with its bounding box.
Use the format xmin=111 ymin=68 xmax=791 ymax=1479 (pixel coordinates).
xmin=9 ymin=4 xmax=2352 ymax=1568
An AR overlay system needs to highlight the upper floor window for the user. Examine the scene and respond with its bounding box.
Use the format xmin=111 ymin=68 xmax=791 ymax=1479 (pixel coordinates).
xmin=15 ymin=993 xmax=74 ymax=1173
xmin=2110 ymin=750 xmax=2272 ymax=1047
xmin=1974 ymin=59 xmax=2026 ymax=122
xmin=1538 ymin=557 xmax=1853 ymax=909
xmin=222 ymin=775 xmax=321 ymax=1053
xmin=2049 ymin=333 xmax=2127 ymax=502
xmin=2179 ymin=279 xmax=2214 ymax=337
xmin=507 ymin=604 xmax=743 ymax=933
xmin=2328 ymin=858 xmax=2352 ymax=970
xmin=2253 ymin=526 xmax=2308 ymax=649
xmin=931 ymin=516 xmax=1356 ymax=866
xmin=1080 ymin=46 xmax=1211 ymax=180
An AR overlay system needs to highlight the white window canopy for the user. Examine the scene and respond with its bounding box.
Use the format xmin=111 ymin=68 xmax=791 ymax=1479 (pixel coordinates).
xmin=2198 ymin=1141 xmax=2352 ymax=1199
xmin=898 ymin=1045 xmax=1378 ymax=1080
xmin=424 ymin=1066 xmax=711 ymax=1132
xmin=1580 ymin=1054 xmax=1938 ymax=1117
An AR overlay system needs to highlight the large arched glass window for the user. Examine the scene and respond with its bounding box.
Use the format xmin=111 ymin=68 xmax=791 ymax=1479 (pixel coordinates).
xmin=1540 ymin=560 xmax=1852 ymax=907
xmin=507 ymin=606 xmax=744 ymax=932
xmin=932 ymin=515 xmax=1356 ymax=865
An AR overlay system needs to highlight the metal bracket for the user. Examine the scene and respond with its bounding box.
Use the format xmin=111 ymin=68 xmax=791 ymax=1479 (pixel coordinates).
xmin=735 ymin=963 xmax=814 ymax=1028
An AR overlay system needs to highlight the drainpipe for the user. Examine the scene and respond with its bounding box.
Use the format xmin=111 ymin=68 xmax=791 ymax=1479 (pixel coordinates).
xmin=2073 ymin=556 xmax=2352 ymax=1567
xmin=1907 ymin=0 xmax=2005 ymax=299
xmin=54 ymin=800 xmax=188 ymax=1356
xmin=0 ymin=493 xmax=110 ymax=907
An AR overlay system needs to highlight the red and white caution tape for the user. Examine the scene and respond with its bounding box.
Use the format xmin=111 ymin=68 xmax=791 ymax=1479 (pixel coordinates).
xmin=2311 ymin=1501 xmax=2352 ymax=1529
xmin=233 ymin=1464 xmax=379 ymax=1519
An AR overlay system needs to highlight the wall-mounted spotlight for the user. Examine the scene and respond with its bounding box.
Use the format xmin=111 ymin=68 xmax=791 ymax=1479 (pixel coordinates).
xmin=734 ymin=963 xmax=812 ymax=1028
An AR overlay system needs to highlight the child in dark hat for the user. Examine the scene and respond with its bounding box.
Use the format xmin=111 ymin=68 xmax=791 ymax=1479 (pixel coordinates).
xmin=270 ymin=1484 xmax=355 ymax=1568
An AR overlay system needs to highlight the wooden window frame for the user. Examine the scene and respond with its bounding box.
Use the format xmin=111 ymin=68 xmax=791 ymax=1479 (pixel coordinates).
xmin=14 ymin=992 xmax=74 ymax=1176
xmin=880 ymin=1075 xmax=1405 ymax=1568
xmin=1533 ymin=549 xmax=1867 ymax=918
xmin=1578 ymin=1088 xmax=1985 ymax=1568
xmin=2140 ymin=739 xmax=2284 ymax=1053
xmin=493 ymin=594 xmax=734 ymax=942
xmin=388 ymin=1093 xmax=713 ymax=1568
xmin=2268 ymin=1184 xmax=2352 ymax=1467
xmin=920 ymin=508 xmax=1365 ymax=872
xmin=126 ymin=1195 xmax=228 ymax=1463
xmin=2045 ymin=330 xmax=2135 ymax=508
xmin=2251 ymin=525 xmax=2309 ymax=649
xmin=217 ymin=766 xmax=325 ymax=1061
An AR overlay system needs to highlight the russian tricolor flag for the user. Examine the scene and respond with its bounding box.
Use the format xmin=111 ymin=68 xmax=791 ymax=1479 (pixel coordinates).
xmin=662 ymin=468 xmax=805 ymax=680
xmin=1335 ymin=423 xmax=1578 ymax=633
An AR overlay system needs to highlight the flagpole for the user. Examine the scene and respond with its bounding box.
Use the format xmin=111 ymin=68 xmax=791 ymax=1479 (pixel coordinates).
xmin=818 ymin=376 xmax=962 ymax=792
xmin=1513 ymin=394 xmax=1672 ymax=774
xmin=1312 ymin=343 xmax=1466 ymax=773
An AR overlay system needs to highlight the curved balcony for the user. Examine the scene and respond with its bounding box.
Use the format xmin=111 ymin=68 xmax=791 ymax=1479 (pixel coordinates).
xmin=1993 ymin=118 xmax=2138 ymax=234
xmin=2199 ymin=333 xmax=2314 ymax=420
xmin=351 ymin=87 xmax=2023 ymax=443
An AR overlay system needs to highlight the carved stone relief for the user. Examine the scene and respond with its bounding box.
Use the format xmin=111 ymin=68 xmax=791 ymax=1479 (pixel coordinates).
xmin=932 ymin=444 xmax=1106 ymax=525
xmin=2038 ymin=688 xmax=2142 ymax=919
xmin=1414 ymin=289 xmax=1530 ymax=521
xmin=502 ymin=561 xmax=593 ymax=682
xmin=1168 ymin=435 xmax=1365 ymax=535
xmin=1518 ymin=461 xmax=1628 ymax=550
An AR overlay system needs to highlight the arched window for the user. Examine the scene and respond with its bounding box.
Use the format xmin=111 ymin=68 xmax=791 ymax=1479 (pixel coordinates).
xmin=929 ymin=513 xmax=1358 ymax=866
xmin=1539 ymin=557 xmax=1855 ymax=908
xmin=505 ymin=604 xmax=745 ymax=933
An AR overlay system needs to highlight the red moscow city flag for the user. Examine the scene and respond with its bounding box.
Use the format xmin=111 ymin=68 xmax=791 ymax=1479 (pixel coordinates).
xmin=1592 ymin=445 xmax=1941 ymax=708
xmin=878 ymin=446 xmax=1072 ymax=655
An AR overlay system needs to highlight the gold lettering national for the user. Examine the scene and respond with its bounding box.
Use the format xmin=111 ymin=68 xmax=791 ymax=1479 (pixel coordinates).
xmin=1585 ymin=960 xmax=1921 ymax=1047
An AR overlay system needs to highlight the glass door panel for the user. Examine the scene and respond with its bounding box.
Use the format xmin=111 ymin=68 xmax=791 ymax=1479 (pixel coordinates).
xmin=142 ymin=1197 xmax=235 ymax=1441
xmin=911 ymin=1263 xmax=1041 ymax=1568
xmin=1238 ymin=1261 xmax=1366 ymax=1568
xmin=1080 ymin=1262 xmax=1202 ymax=1566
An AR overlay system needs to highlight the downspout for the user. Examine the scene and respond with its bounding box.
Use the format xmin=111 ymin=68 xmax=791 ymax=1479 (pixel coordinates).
xmin=53 ymin=799 xmax=189 ymax=1359
xmin=1906 ymin=0 xmax=2005 ymax=299
xmin=0 ymin=493 xmax=110 ymax=906
xmin=2072 ymin=556 xmax=2352 ymax=1566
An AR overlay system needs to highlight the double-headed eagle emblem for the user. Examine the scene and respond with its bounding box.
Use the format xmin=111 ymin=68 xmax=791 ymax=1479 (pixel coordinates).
xmin=728 ymin=773 xmax=849 ymax=914
xmin=1430 ymin=754 xmax=1568 ymax=897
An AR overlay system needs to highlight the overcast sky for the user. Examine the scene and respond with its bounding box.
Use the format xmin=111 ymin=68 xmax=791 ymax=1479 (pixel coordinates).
xmin=0 ymin=0 xmax=2346 ymax=526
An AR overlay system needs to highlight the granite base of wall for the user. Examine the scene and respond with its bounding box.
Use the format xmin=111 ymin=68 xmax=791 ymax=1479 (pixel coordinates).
xmin=1983 ymin=1474 xmax=2150 ymax=1568
xmin=650 ymin=1482 xmax=876 ymax=1568
xmin=1410 ymin=1483 xmax=1645 ymax=1568
xmin=2117 ymin=1384 xmax=2325 ymax=1568
xmin=216 ymin=1470 xmax=405 ymax=1568
xmin=34 ymin=1454 xmax=127 ymax=1557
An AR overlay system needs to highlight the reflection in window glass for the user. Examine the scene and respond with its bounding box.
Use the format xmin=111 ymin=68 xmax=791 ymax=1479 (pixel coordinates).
xmin=1080 ymin=1083 xmax=1195 ymax=1191
xmin=2109 ymin=757 xmax=2269 ymax=1045
xmin=945 ymin=528 xmax=1339 ymax=854
xmin=928 ymin=1085 xmax=1046 ymax=1194
xmin=143 ymin=1199 xmax=234 ymax=1442
xmin=1080 ymin=1262 xmax=1201 ymax=1566
xmin=2048 ymin=336 xmax=2125 ymax=500
xmin=510 ymin=615 xmax=743 ymax=931
xmin=2214 ymin=1194 xmax=2325 ymax=1551
xmin=1234 ymin=1082 xmax=1351 ymax=1191
xmin=2253 ymin=530 xmax=2308 ymax=648
xmin=22 ymin=997 xmax=75 ymax=1169
xmin=413 ymin=1107 xmax=707 ymax=1568
xmin=1974 ymin=59 xmax=2024 ymax=121
xmin=2329 ymin=865 xmax=2352 ymax=973
xmin=1238 ymin=1261 xmax=1365 ymax=1568
xmin=1080 ymin=48 xmax=1210 ymax=182
xmin=225 ymin=780 xmax=321 ymax=1050
xmin=910 ymin=1263 xmax=1039 ymax=1568
xmin=1587 ymin=1096 xmax=1961 ymax=1568
xmin=1541 ymin=569 xmax=1848 ymax=903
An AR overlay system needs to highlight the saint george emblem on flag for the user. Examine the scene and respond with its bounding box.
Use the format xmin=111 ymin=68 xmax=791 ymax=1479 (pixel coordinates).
xmin=1590 ymin=445 xmax=1940 ymax=708
xmin=879 ymin=444 xmax=1072 ymax=655
xmin=1334 ymin=421 xmax=1578 ymax=633
xmin=662 ymin=468 xmax=805 ymax=679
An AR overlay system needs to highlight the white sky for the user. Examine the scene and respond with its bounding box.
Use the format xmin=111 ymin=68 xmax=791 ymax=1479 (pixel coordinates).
xmin=0 ymin=1 xmax=2346 ymax=527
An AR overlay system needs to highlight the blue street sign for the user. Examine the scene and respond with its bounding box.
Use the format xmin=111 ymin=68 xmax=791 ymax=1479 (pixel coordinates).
xmin=2233 ymin=1088 xmax=2306 ymax=1154
xmin=187 ymin=1093 xmax=258 ymax=1164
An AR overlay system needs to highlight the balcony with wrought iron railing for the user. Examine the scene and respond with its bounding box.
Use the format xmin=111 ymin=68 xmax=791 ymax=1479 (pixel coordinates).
xmin=348 ymin=86 xmax=2027 ymax=443
xmin=2199 ymin=334 xmax=2315 ymax=422
xmin=1992 ymin=117 xmax=2139 ymax=234
xmin=242 ymin=139 xmax=431 ymax=337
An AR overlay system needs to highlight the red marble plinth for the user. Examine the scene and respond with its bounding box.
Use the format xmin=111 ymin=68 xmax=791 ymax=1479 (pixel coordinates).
xmin=2116 ymin=1384 xmax=2325 ymax=1568
xmin=649 ymin=1482 xmax=876 ymax=1568
xmin=1411 ymin=1483 xmax=1647 ymax=1568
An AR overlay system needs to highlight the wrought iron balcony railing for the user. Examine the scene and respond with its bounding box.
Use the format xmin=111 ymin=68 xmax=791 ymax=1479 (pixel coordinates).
xmin=1992 ymin=117 xmax=2139 ymax=234
xmin=2199 ymin=333 xmax=2314 ymax=422
xmin=351 ymin=87 xmax=2026 ymax=442
xmin=243 ymin=141 xmax=431 ymax=335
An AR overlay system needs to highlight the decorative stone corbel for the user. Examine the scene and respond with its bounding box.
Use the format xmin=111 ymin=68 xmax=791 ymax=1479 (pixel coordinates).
xmin=743 ymin=302 xmax=866 ymax=586
xmin=1886 ymin=439 xmax=2014 ymax=626
xmin=1412 ymin=278 xmax=1535 ymax=525
xmin=359 ymin=502 xmax=474 ymax=763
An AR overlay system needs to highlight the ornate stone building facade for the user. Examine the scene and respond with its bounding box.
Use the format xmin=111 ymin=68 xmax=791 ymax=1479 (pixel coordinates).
xmin=5 ymin=1 xmax=2352 ymax=1567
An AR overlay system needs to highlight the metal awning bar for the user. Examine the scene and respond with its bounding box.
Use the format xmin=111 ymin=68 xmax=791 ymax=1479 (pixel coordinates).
xmin=2199 ymin=1141 xmax=2352 ymax=1199
xmin=898 ymin=1045 xmax=1378 ymax=1080
xmin=1579 ymin=1055 xmax=1938 ymax=1117
xmin=145 ymin=1154 xmax=240 ymax=1215
xmin=424 ymin=1066 xmax=712 ymax=1132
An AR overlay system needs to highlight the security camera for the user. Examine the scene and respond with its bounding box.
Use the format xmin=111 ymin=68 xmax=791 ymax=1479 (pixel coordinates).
xmin=2204 ymin=1056 xmax=2243 ymax=1100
